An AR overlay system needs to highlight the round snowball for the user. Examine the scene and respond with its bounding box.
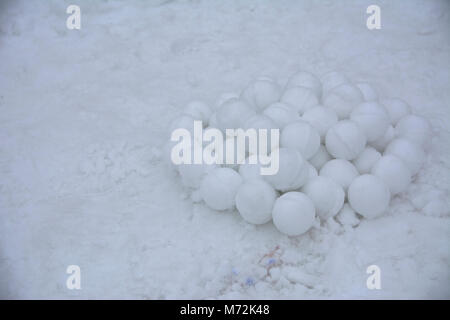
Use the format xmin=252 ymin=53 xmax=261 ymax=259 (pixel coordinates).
xmin=235 ymin=180 xmax=277 ymax=225
xmin=323 ymin=83 xmax=364 ymax=119
xmin=281 ymin=121 xmax=320 ymax=159
xmin=350 ymin=102 xmax=390 ymax=142
xmin=309 ymin=145 xmax=332 ymax=170
xmin=371 ymin=155 xmax=411 ymax=194
xmin=244 ymin=114 xmax=279 ymax=153
xmin=183 ymin=101 xmax=212 ymax=126
xmin=263 ymin=102 xmax=299 ymax=128
xmin=302 ymin=105 xmax=338 ymax=142
xmin=302 ymin=176 xmax=345 ymax=220
xmin=239 ymin=155 xmax=262 ymax=181
xmin=241 ymin=77 xmax=281 ymax=110
xmin=395 ymin=114 xmax=432 ymax=148
xmin=272 ymin=192 xmax=316 ymax=236
xmin=281 ymin=86 xmax=319 ymax=115
xmin=352 ymin=146 xmax=381 ymax=174
xmin=320 ymin=159 xmax=359 ymax=190
xmin=325 ymin=120 xmax=367 ymax=160
xmin=384 ymin=138 xmax=425 ymax=175
xmin=265 ymin=148 xmax=309 ymax=192
xmin=215 ymin=92 xmax=239 ymax=111
xmin=216 ymin=98 xmax=256 ymax=133
xmin=355 ymin=82 xmax=378 ymax=101
xmin=370 ymin=125 xmax=395 ymax=152
xmin=286 ymin=71 xmax=322 ymax=98
xmin=381 ymin=98 xmax=412 ymax=125
xmin=321 ymin=71 xmax=349 ymax=96
xmin=348 ymin=174 xmax=391 ymax=219
xmin=200 ymin=168 xmax=243 ymax=211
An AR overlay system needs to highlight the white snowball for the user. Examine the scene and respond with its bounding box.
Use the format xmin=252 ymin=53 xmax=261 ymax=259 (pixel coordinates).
xmin=215 ymin=92 xmax=239 ymax=111
xmin=178 ymin=163 xmax=217 ymax=189
xmin=381 ymin=98 xmax=412 ymax=125
xmin=371 ymin=155 xmax=411 ymax=194
xmin=302 ymin=176 xmax=345 ymax=220
xmin=286 ymin=71 xmax=322 ymax=98
xmin=302 ymin=105 xmax=338 ymax=142
xmin=309 ymin=145 xmax=332 ymax=170
xmin=272 ymin=192 xmax=316 ymax=236
xmin=395 ymin=114 xmax=432 ymax=148
xmin=200 ymin=167 xmax=243 ymax=211
xmin=281 ymin=121 xmax=320 ymax=159
xmin=239 ymin=155 xmax=262 ymax=181
xmin=370 ymin=125 xmax=395 ymax=152
xmin=322 ymin=83 xmax=364 ymax=119
xmin=280 ymin=86 xmax=319 ymax=115
xmin=355 ymin=82 xmax=378 ymax=101
xmin=241 ymin=77 xmax=281 ymax=110
xmin=263 ymin=102 xmax=300 ymax=128
xmin=352 ymin=146 xmax=381 ymax=174
xmin=321 ymin=71 xmax=349 ymax=96
xmin=350 ymin=102 xmax=390 ymax=142
xmin=183 ymin=101 xmax=212 ymax=126
xmin=216 ymin=98 xmax=256 ymax=133
xmin=265 ymin=148 xmax=309 ymax=192
xmin=320 ymin=159 xmax=359 ymax=190
xmin=306 ymin=161 xmax=318 ymax=180
xmin=336 ymin=203 xmax=360 ymax=227
xmin=384 ymin=138 xmax=425 ymax=175
xmin=325 ymin=120 xmax=367 ymax=160
xmin=244 ymin=114 xmax=279 ymax=153
xmin=235 ymin=180 xmax=277 ymax=225
xmin=348 ymin=174 xmax=391 ymax=219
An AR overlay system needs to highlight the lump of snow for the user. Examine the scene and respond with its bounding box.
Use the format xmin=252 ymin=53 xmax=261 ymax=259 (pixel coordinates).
xmin=350 ymin=101 xmax=390 ymax=142
xmin=325 ymin=120 xmax=367 ymax=160
xmin=320 ymin=159 xmax=359 ymax=190
xmin=371 ymin=154 xmax=411 ymax=195
xmin=280 ymin=120 xmax=320 ymax=159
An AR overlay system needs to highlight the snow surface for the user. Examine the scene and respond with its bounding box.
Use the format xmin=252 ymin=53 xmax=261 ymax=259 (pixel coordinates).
xmin=0 ymin=0 xmax=449 ymax=299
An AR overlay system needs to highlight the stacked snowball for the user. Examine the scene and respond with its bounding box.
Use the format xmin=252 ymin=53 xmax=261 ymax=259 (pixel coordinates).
xmin=167 ymin=71 xmax=431 ymax=236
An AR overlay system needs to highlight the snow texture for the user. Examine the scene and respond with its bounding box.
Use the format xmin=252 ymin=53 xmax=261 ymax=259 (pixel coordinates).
xmin=0 ymin=0 xmax=449 ymax=299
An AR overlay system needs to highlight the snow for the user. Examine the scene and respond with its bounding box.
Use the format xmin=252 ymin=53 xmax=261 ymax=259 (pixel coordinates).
xmin=0 ymin=0 xmax=449 ymax=299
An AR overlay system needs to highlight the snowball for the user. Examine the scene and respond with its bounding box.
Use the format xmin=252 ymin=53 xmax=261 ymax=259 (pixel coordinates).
xmin=350 ymin=102 xmax=390 ymax=142
xmin=325 ymin=120 xmax=367 ymax=160
xmin=370 ymin=125 xmax=395 ymax=152
xmin=355 ymin=82 xmax=378 ymax=101
xmin=302 ymin=176 xmax=345 ymax=220
xmin=286 ymin=71 xmax=322 ymax=98
xmin=215 ymin=92 xmax=239 ymax=111
xmin=336 ymin=203 xmax=360 ymax=227
xmin=183 ymin=100 xmax=212 ymax=126
xmin=263 ymin=102 xmax=299 ymax=128
xmin=384 ymin=138 xmax=425 ymax=175
xmin=320 ymin=159 xmax=359 ymax=190
xmin=216 ymin=98 xmax=256 ymax=133
xmin=239 ymin=155 xmax=262 ymax=181
xmin=280 ymin=86 xmax=319 ymax=115
xmin=168 ymin=114 xmax=195 ymax=136
xmin=244 ymin=114 xmax=279 ymax=153
xmin=200 ymin=167 xmax=243 ymax=211
xmin=309 ymin=145 xmax=332 ymax=170
xmin=348 ymin=174 xmax=391 ymax=219
xmin=280 ymin=121 xmax=320 ymax=159
xmin=178 ymin=163 xmax=217 ymax=189
xmin=241 ymin=77 xmax=281 ymax=110
xmin=381 ymin=98 xmax=412 ymax=125
xmin=352 ymin=146 xmax=381 ymax=174
xmin=395 ymin=114 xmax=432 ymax=148
xmin=302 ymin=105 xmax=338 ymax=142
xmin=272 ymin=192 xmax=316 ymax=236
xmin=235 ymin=180 xmax=277 ymax=225
xmin=321 ymin=71 xmax=349 ymax=96
xmin=322 ymin=83 xmax=363 ymax=119
xmin=371 ymin=155 xmax=411 ymax=195
xmin=265 ymin=148 xmax=309 ymax=192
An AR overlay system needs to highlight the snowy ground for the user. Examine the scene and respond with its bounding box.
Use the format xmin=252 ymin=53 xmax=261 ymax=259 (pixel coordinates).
xmin=0 ymin=0 xmax=449 ymax=299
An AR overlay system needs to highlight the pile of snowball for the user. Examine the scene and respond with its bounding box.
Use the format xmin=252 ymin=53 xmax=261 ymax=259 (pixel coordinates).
xmin=166 ymin=71 xmax=431 ymax=236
